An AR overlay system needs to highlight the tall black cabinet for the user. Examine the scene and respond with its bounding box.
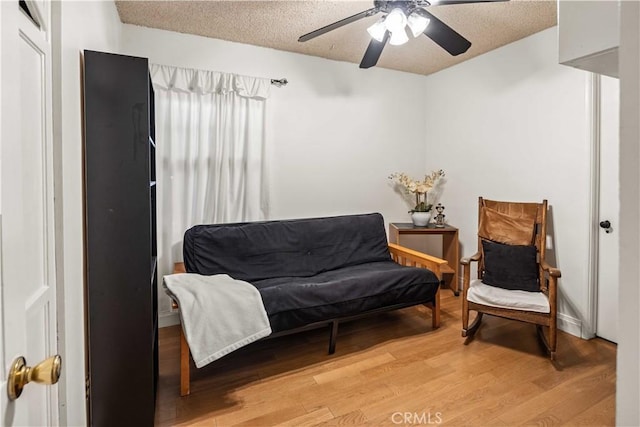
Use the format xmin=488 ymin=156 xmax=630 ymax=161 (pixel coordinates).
xmin=83 ymin=50 xmax=158 ymax=426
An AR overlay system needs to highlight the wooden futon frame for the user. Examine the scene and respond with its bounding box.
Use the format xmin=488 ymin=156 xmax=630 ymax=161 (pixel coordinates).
xmin=172 ymin=243 xmax=451 ymax=396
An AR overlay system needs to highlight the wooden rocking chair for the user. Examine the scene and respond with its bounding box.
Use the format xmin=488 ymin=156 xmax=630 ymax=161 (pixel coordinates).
xmin=461 ymin=198 xmax=561 ymax=359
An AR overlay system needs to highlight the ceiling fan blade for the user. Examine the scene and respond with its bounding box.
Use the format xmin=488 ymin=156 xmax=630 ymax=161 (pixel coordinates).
xmin=359 ymin=31 xmax=390 ymax=69
xmin=299 ymin=7 xmax=380 ymax=42
xmin=420 ymin=10 xmax=471 ymax=56
xmin=428 ymin=0 xmax=508 ymax=5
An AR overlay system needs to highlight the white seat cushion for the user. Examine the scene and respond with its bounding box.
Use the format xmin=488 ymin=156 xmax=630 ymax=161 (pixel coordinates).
xmin=467 ymin=279 xmax=550 ymax=314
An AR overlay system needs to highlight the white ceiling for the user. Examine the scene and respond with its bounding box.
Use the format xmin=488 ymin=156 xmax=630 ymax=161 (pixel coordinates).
xmin=116 ymin=0 xmax=557 ymax=76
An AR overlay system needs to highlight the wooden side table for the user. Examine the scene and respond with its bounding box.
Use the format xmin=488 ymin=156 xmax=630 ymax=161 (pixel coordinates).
xmin=389 ymin=223 xmax=460 ymax=296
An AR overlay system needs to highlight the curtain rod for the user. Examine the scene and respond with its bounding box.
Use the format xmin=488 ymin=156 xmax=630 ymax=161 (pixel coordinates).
xmin=270 ymin=78 xmax=288 ymax=87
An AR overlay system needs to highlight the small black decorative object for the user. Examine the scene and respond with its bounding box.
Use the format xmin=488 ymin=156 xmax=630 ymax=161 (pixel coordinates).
xmin=434 ymin=203 xmax=446 ymax=228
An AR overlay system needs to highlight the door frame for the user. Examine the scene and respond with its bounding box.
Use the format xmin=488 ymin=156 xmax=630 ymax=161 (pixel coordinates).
xmin=0 ymin=0 xmax=5 ymax=392
xmin=585 ymin=72 xmax=600 ymax=340
xmin=49 ymin=1 xmax=68 ymax=425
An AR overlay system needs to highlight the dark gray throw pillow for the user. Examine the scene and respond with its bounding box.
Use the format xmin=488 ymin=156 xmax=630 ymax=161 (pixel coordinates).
xmin=481 ymin=239 xmax=539 ymax=292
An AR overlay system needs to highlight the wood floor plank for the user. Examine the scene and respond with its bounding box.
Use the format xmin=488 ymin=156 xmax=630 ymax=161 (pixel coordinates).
xmin=155 ymin=292 xmax=616 ymax=426
xmin=497 ymin=365 xmax=615 ymax=425
xmin=231 ymin=372 xmax=318 ymax=405
xmin=443 ymin=381 xmax=546 ymax=426
xmin=312 ymin=353 xmax=396 ymax=385
xmin=273 ymin=407 xmax=334 ymax=427
xmin=562 ymin=394 xmax=615 ymax=426
xmin=522 ymin=366 xmax=616 ymax=426
xmin=313 ymin=410 xmax=368 ymax=426
xmin=360 ymin=371 xmax=498 ymax=422
xmin=213 ymin=398 xmax=305 ymax=426
xmin=303 ymin=377 xmax=397 ymax=417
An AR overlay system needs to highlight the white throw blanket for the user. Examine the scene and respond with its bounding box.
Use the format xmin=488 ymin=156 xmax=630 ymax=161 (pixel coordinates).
xmin=163 ymin=273 xmax=272 ymax=368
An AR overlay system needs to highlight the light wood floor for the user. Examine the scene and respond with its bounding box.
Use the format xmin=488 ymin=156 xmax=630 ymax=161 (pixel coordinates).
xmin=155 ymin=290 xmax=616 ymax=426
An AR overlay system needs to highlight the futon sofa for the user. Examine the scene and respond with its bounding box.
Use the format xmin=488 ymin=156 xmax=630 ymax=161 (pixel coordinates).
xmin=175 ymin=213 xmax=449 ymax=396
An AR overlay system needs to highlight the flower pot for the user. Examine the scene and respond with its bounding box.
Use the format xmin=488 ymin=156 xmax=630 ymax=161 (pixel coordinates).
xmin=411 ymin=212 xmax=431 ymax=227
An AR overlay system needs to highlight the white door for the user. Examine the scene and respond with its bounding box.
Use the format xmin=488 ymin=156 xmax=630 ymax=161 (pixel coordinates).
xmin=596 ymin=75 xmax=620 ymax=343
xmin=0 ymin=1 xmax=60 ymax=425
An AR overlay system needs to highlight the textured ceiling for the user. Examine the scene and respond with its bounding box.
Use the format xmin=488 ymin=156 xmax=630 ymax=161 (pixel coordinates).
xmin=116 ymin=0 xmax=557 ymax=76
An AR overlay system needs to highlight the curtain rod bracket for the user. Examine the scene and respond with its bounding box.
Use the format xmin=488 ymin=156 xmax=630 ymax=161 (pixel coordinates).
xmin=271 ymin=78 xmax=288 ymax=87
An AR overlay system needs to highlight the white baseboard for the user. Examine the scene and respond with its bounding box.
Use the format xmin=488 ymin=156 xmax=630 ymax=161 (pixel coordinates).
xmin=158 ymin=311 xmax=180 ymax=328
xmin=557 ymin=313 xmax=582 ymax=338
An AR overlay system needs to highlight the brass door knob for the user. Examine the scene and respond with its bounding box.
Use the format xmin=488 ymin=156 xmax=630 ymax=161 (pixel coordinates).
xmin=7 ymin=355 xmax=62 ymax=401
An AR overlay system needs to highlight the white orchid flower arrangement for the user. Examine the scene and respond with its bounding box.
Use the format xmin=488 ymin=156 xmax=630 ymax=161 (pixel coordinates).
xmin=388 ymin=170 xmax=445 ymax=213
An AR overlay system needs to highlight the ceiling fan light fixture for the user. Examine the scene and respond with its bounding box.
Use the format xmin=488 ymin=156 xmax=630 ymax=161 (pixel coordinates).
xmin=407 ymin=11 xmax=430 ymax=37
xmin=298 ymin=0 xmax=480 ymax=69
xmin=384 ymin=8 xmax=407 ymax=33
xmin=367 ymin=18 xmax=387 ymax=42
xmin=388 ymin=28 xmax=409 ymax=46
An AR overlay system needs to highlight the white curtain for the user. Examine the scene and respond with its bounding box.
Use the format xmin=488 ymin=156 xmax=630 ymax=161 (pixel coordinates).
xmin=151 ymin=64 xmax=270 ymax=315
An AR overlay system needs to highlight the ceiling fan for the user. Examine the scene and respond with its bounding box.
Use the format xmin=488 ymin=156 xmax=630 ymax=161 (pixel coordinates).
xmin=298 ymin=0 xmax=508 ymax=69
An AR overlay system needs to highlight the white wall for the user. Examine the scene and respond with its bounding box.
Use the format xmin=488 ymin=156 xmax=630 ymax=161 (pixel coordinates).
xmin=53 ymin=1 xmax=122 ymax=425
xmin=119 ymin=24 xmax=428 ymax=324
xmin=617 ymin=1 xmax=640 ymax=423
xmin=422 ymin=27 xmax=593 ymax=336
xmin=120 ymin=25 xmax=427 ymax=221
